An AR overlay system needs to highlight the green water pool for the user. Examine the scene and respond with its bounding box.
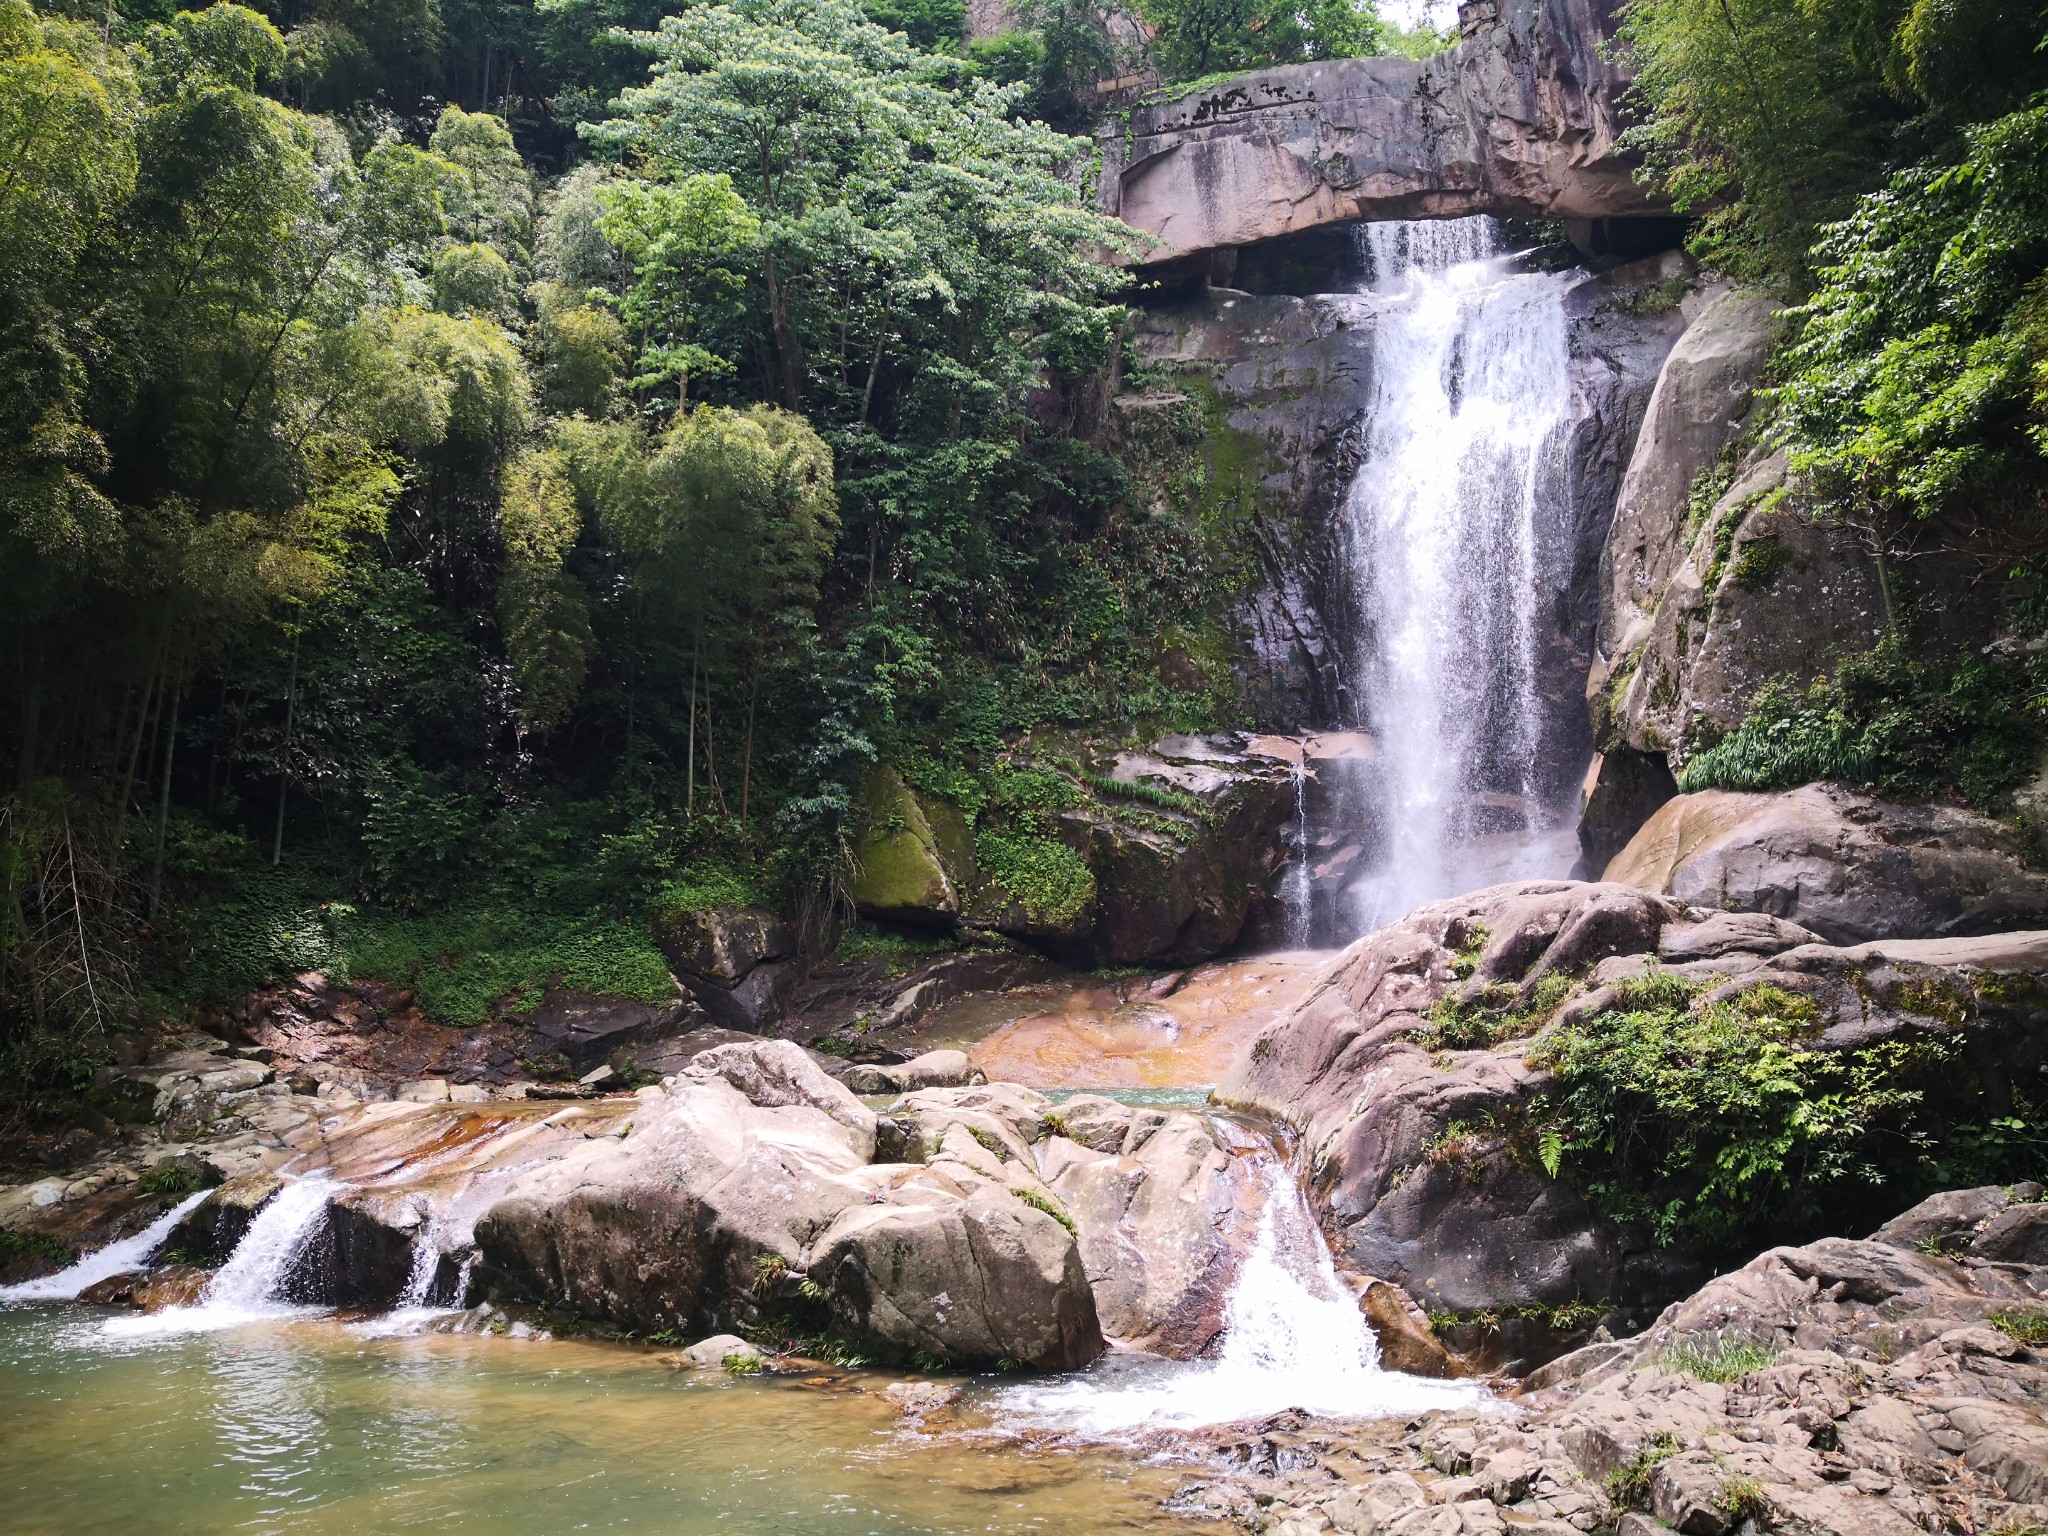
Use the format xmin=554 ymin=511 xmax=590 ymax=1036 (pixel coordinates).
xmin=0 ymin=1308 xmax=1189 ymax=1535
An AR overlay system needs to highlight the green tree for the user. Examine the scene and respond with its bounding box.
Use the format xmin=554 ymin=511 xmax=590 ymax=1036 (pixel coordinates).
xmin=1616 ymin=0 xmax=2048 ymax=284
xmin=1137 ymin=0 xmax=1384 ymax=79
xmin=497 ymin=448 xmax=593 ymax=731
xmin=595 ymin=171 xmax=760 ymax=405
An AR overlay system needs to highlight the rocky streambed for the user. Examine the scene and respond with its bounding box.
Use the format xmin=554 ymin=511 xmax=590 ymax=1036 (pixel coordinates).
xmin=10 ymin=884 xmax=2048 ymax=1536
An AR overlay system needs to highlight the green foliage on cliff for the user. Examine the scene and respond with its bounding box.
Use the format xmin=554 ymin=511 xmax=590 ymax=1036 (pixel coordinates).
xmin=0 ymin=0 xmax=1286 ymax=1104
xmin=1623 ymin=1 xmax=2048 ymax=561
xmin=1675 ymin=634 xmax=2045 ymax=807
xmin=973 ymin=829 xmax=1095 ymax=927
xmin=1773 ymin=102 xmax=2048 ymax=526
xmin=1617 ymin=0 xmax=2048 ymax=285
xmin=1529 ymin=974 xmax=2043 ymax=1255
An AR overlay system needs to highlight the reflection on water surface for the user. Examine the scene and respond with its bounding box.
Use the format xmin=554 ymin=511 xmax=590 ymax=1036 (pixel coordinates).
xmin=0 ymin=1309 xmax=1187 ymax=1534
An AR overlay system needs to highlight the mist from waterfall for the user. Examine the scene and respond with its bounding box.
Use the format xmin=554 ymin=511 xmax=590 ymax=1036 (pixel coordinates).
xmin=1302 ymin=217 xmax=1583 ymax=940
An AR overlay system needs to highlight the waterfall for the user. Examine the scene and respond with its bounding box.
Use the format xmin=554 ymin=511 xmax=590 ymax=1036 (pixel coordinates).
xmin=1283 ymin=756 xmax=1313 ymax=948
xmin=103 ymin=1177 xmax=336 ymax=1338
xmin=1302 ymin=216 xmax=1583 ymax=941
xmin=998 ymin=1146 xmax=1485 ymax=1433
xmin=0 ymin=1189 xmax=210 ymax=1304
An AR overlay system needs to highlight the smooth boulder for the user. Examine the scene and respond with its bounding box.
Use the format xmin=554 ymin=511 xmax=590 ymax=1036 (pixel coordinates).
xmin=464 ymin=1042 xmax=1102 ymax=1369
xmin=1604 ymin=783 xmax=2048 ymax=944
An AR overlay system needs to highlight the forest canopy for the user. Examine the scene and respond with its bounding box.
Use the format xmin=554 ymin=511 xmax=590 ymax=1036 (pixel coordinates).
xmin=0 ymin=0 xmax=1196 ymax=1107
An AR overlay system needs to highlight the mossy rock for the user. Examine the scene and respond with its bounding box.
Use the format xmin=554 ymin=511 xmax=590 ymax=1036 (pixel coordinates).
xmin=848 ymin=767 xmax=959 ymax=927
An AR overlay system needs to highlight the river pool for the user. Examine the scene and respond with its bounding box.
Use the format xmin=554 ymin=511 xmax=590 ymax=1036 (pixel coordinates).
xmin=0 ymin=1308 xmax=1192 ymax=1535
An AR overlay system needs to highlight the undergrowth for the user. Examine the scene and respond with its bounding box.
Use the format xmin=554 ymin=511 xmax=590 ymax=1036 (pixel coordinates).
xmin=972 ymin=831 xmax=1095 ymax=928
xmin=1992 ymin=1310 xmax=2048 ymax=1345
xmin=1676 ymin=633 xmax=2045 ymax=808
xmin=1411 ymin=971 xmax=1575 ymax=1052
xmin=1426 ymin=1300 xmax=1609 ymax=1336
xmin=0 ymin=1230 xmax=73 ymax=1269
xmin=181 ymin=867 xmax=676 ymax=1027
xmin=1014 ymin=1187 xmax=1078 ymax=1237
xmin=1606 ymin=1431 xmax=1683 ymax=1511
xmin=1661 ymin=1334 xmax=1779 ymax=1382
xmin=1526 ymin=975 xmax=2015 ymax=1255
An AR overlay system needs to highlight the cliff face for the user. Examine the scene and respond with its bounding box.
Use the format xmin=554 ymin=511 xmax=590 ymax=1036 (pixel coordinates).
xmin=1124 ymin=250 xmax=1692 ymax=732
xmin=1099 ymin=0 xmax=1662 ymax=264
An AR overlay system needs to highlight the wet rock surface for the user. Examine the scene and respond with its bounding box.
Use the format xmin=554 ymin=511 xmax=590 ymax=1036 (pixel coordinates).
xmin=1176 ymin=1215 xmax=2048 ymax=1535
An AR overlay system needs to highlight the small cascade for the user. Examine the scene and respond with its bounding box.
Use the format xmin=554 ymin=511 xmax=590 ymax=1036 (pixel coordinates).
xmin=398 ymin=1207 xmax=444 ymax=1307
xmin=1283 ymin=757 xmax=1313 ymax=949
xmin=104 ymin=1177 xmax=337 ymax=1338
xmin=0 ymin=1189 xmax=211 ymax=1304
xmin=999 ymin=1143 xmax=1487 ymax=1433
xmin=1293 ymin=214 xmax=1586 ymax=942
xmin=348 ymin=1215 xmax=467 ymax=1336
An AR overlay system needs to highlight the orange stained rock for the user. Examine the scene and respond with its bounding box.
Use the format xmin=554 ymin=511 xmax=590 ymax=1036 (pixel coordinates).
xmin=966 ymin=952 xmax=1330 ymax=1090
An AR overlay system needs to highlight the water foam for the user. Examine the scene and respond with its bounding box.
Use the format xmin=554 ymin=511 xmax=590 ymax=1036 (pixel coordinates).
xmin=997 ymin=1161 xmax=1488 ymax=1434
xmin=0 ymin=1189 xmax=210 ymax=1304
xmin=102 ymin=1176 xmax=336 ymax=1338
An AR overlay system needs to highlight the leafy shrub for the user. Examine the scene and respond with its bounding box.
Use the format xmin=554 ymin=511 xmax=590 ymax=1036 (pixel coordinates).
xmin=1014 ymin=1187 xmax=1078 ymax=1238
xmin=1677 ymin=634 xmax=2044 ymax=809
xmin=1775 ymin=103 xmax=2048 ymax=523
xmin=1606 ymin=1431 xmax=1683 ymax=1511
xmin=1427 ymin=1300 xmax=1611 ymax=1335
xmin=1412 ymin=970 xmax=1575 ymax=1052
xmin=0 ymin=1231 xmax=73 ymax=1269
xmin=184 ymin=871 xmax=676 ymax=1027
xmin=1992 ymin=1310 xmax=2048 ymax=1345
xmin=973 ymin=830 xmax=1095 ymax=927
xmin=968 ymin=1125 xmax=1008 ymax=1158
xmin=833 ymin=922 xmax=957 ymax=970
xmin=1718 ymin=1475 xmax=1770 ymax=1524
xmin=1080 ymin=771 xmax=1203 ymax=816
xmin=139 ymin=1164 xmax=206 ymax=1196
xmin=1529 ymin=979 xmax=1976 ymax=1253
xmin=653 ymin=861 xmax=762 ymax=918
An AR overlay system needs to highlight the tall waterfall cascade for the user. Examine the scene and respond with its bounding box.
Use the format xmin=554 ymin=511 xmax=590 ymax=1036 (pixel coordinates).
xmin=1297 ymin=217 xmax=1587 ymax=942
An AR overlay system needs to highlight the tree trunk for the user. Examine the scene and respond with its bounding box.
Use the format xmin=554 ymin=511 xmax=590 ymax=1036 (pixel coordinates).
xmin=15 ymin=639 xmax=42 ymax=789
xmin=148 ymin=675 xmax=182 ymax=918
xmin=271 ymin=632 xmax=300 ymax=867
xmin=741 ymin=659 xmax=759 ymax=829
xmin=858 ymin=314 xmax=889 ymax=428
xmin=111 ymin=657 xmax=162 ymax=886
xmin=686 ymin=616 xmax=700 ymax=817
xmin=763 ymin=247 xmax=802 ymax=410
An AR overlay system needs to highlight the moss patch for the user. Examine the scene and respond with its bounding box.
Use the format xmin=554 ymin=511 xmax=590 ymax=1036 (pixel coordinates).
xmin=847 ymin=767 xmax=955 ymax=919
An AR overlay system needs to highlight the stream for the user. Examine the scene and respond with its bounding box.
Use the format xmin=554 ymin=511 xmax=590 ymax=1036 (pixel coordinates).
xmin=0 ymin=956 xmax=1486 ymax=1532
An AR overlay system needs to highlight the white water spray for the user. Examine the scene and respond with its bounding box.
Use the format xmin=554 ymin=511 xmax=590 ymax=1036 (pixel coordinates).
xmin=999 ymin=1156 xmax=1487 ymax=1433
xmin=0 ymin=1190 xmax=210 ymax=1304
xmin=102 ymin=1176 xmax=336 ymax=1338
xmin=1306 ymin=217 xmax=1583 ymax=939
